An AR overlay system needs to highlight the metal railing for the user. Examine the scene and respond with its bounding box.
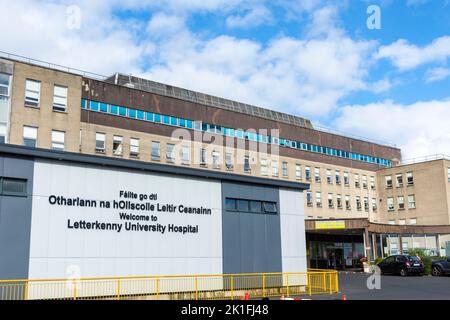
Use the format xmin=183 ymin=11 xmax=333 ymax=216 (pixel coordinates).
xmin=398 ymin=154 xmax=450 ymax=166
xmin=0 ymin=270 xmax=338 ymax=300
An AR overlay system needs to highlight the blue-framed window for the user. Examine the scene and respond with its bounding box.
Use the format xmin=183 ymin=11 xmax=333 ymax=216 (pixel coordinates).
xmin=146 ymin=112 xmax=154 ymax=122
xmin=110 ymin=105 xmax=119 ymax=115
xmin=137 ymin=110 xmax=145 ymax=120
xmin=119 ymin=106 xmax=127 ymax=116
xmin=154 ymin=113 xmax=161 ymax=123
xmin=128 ymin=109 xmax=137 ymax=119
xmin=81 ymin=99 xmax=87 ymax=109
xmin=90 ymin=101 xmax=99 ymax=111
xmin=99 ymin=103 xmax=108 ymax=113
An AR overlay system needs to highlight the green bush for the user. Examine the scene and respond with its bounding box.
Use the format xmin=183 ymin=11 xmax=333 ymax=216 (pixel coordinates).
xmin=408 ymin=249 xmax=432 ymax=275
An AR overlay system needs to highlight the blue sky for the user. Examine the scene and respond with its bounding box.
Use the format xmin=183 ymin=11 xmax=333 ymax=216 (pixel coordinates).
xmin=1 ymin=0 xmax=450 ymax=159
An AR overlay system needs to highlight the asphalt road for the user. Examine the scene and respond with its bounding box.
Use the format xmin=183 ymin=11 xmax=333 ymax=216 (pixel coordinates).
xmin=333 ymin=272 xmax=450 ymax=300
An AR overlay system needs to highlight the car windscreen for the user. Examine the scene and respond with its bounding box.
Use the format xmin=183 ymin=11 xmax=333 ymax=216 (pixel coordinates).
xmin=408 ymin=256 xmax=420 ymax=262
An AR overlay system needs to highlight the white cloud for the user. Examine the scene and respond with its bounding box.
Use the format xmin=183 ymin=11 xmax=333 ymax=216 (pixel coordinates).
xmin=335 ymin=99 xmax=450 ymax=159
xmin=425 ymin=67 xmax=450 ymax=83
xmin=226 ymin=6 xmax=272 ymax=28
xmin=376 ymin=36 xmax=450 ymax=71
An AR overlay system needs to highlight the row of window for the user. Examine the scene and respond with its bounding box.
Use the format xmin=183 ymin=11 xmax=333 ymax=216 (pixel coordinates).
xmin=225 ymin=198 xmax=278 ymax=214
xmin=24 ymin=79 xmax=68 ymax=112
xmin=385 ymin=172 xmax=414 ymax=188
xmin=22 ymin=126 xmax=65 ymax=150
xmin=81 ymin=99 xmax=393 ymax=167
xmin=0 ymin=73 xmax=11 ymax=143
xmin=299 ymin=167 xmax=376 ymax=189
xmin=387 ymin=195 xmax=416 ymax=211
xmin=388 ymin=219 xmax=417 ymax=226
xmin=306 ymin=192 xmax=378 ymax=212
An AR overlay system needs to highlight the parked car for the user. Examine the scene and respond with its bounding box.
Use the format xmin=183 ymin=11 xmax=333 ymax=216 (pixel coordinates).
xmin=432 ymin=257 xmax=450 ymax=276
xmin=377 ymin=255 xmax=425 ymax=276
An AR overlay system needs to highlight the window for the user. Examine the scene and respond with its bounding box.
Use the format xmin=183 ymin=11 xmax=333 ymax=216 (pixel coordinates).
xmin=260 ymin=159 xmax=268 ymax=176
xmin=225 ymin=153 xmax=234 ymax=170
xmin=263 ymin=202 xmax=277 ymax=214
xmin=51 ymin=130 xmax=65 ymax=151
xmin=23 ymin=126 xmax=37 ymax=148
xmin=180 ymin=145 xmax=190 ymax=164
xmin=282 ymin=162 xmax=288 ymax=177
xmin=213 ymin=151 xmax=221 ymax=169
xmin=24 ymin=79 xmax=41 ymax=107
xmin=354 ymin=174 xmax=360 ymax=188
xmin=295 ymin=164 xmax=302 ymax=179
xmin=396 ymin=173 xmax=403 ymax=187
xmin=306 ymin=191 xmax=313 ymax=207
xmin=344 ymin=172 xmax=349 ymax=186
xmin=399 ymin=219 xmax=406 ymax=226
xmin=151 ymin=141 xmax=160 ymax=160
xmin=130 ymin=138 xmax=140 ymax=157
xmin=113 ymin=136 xmax=123 ymax=156
xmin=166 ymin=144 xmax=175 ymax=163
xmin=398 ymin=196 xmax=405 ymax=210
xmin=385 ymin=175 xmax=393 ymax=188
xmin=328 ymin=193 xmax=334 ymax=209
xmin=200 ymin=149 xmax=207 ymax=166
xmin=388 ymin=220 xmax=396 ymax=225
xmin=0 ymin=73 xmax=10 ymax=97
xmin=370 ymin=176 xmax=376 ymax=190
xmin=345 ymin=195 xmax=351 ymax=210
xmin=362 ymin=175 xmax=368 ymax=189
xmin=53 ymin=85 xmax=68 ymax=112
xmin=316 ymin=192 xmax=322 ymax=207
xmin=448 ymin=168 xmax=450 ymax=182
xmin=95 ymin=133 xmax=106 ymax=153
xmin=335 ymin=171 xmax=341 ymax=185
xmin=337 ymin=195 xmax=342 ymax=209
xmin=407 ymin=172 xmax=414 ymax=186
xmin=225 ymin=198 xmax=237 ymax=211
xmin=409 ymin=218 xmax=417 ymax=225
xmin=372 ymin=198 xmax=377 ymax=212
xmin=237 ymin=200 xmax=249 ymax=211
xmin=326 ymin=170 xmax=332 ymax=184
xmin=387 ymin=197 xmax=395 ymax=211
xmin=408 ymin=195 xmax=416 ymax=209
xmin=364 ymin=197 xmax=369 ymax=212
xmin=305 ymin=166 xmax=311 ymax=181
xmin=0 ymin=178 xmax=27 ymax=197
xmin=314 ymin=168 xmax=321 ymax=182
xmin=272 ymin=160 xmax=279 ymax=176
xmin=250 ymin=201 xmax=262 ymax=213
xmin=356 ymin=196 xmax=362 ymax=211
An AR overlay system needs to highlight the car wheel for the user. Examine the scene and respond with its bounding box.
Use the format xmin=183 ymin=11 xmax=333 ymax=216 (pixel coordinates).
xmin=432 ymin=266 xmax=442 ymax=277
xmin=400 ymin=268 xmax=408 ymax=277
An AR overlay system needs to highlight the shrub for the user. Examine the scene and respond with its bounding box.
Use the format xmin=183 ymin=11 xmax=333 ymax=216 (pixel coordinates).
xmin=408 ymin=249 xmax=432 ymax=275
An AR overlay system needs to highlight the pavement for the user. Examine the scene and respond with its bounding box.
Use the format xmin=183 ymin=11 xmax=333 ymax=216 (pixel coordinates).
xmin=328 ymin=272 xmax=450 ymax=300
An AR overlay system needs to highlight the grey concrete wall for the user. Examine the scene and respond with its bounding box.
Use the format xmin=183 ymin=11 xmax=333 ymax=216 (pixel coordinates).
xmin=0 ymin=155 xmax=34 ymax=280
xmin=221 ymin=182 xmax=282 ymax=274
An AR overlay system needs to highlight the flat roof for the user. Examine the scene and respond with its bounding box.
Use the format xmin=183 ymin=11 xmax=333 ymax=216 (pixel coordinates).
xmin=0 ymin=144 xmax=310 ymax=191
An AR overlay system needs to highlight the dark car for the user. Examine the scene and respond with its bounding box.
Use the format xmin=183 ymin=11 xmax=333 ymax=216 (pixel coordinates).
xmin=432 ymin=257 xmax=450 ymax=276
xmin=377 ymin=255 xmax=425 ymax=276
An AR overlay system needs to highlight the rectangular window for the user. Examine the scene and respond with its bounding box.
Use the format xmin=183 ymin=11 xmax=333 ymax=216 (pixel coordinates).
xmin=372 ymin=198 xmax=377 ymax=212
xmin=448 ymin=168 xmax=450 ymax=182
xmin=370 ymin=176 xmax=376 ymax=190
xmin=305 ymin=166 xmax=311 ymax=181
xmin=113 ymin=136 xmax=123 ymax=156
xmin=328 ymin=193 xmax=334 ymax=209
xmin=354 ymin=174 xmax=360 ymax=188
xmin=260 ymin=159 xmax=268 ymax=176
xmin=181 ymin=145 xmax=190 ymax=164
xmin=362 ymin=175 xmax=368 ymax=189
xmin=23 ymin=126 xmax=37 ymax=148
xmin=387 ymin=197 xmax=395 ymax=211
xmin=326 ymin=170 xmax=332 ymax=184
xmin=398 ymin=196 xmax=405 ymax=210
xmin=225 ymin=152 xmax=234 ymax=170
xmin=282 ymin=162 xmax=288 ymax=177
xmin=407 ymin=172 xmax=414 ymax=186
xmin=151 ymin=141 xmax=160 ymax=160
xmin=316 ymin=192 xmax=322 ymax=207
xmin=213 ymin=151 xmax=221 ymax=169
xmin=237 ymin=199 xmax=249 ymax=212
xmin=272 ymin=160 xmax=279 ymax=176
xmin=337 ymin=195 xmax=342 ymax=209
xmin=335 ymin=171 xmax=341 ymax=185
xmin=225 ymin=198 xmax=237 ymax=211
xmin=356 ymin=196 xmax=362 ymax=211
xmin=1 ymin=178 xmax=27 ymax=197
xmin=295 ymin=164 xmax=302 ymax=179
xmin=364 ymin=197 xmax=369 ymax=211
xmin=263 ymin=202 xmax=277 ymax=214
xmin=396 ymin=173 xmax=403 ymax=187
xmin=250 ymin=201 xmax=262 ymax=213
xmin=344 ymin=172 xmax=349 ymax=186
xmin=25 ymin=79 xmax=41 ymax=107
xmin=166 ymin=144 xmax=175 ymax=163
xmin=314 ymin=168 xmax=321 ymax=182
xmin=408 ymin=195 xmax=416 ymax=209
xmin=399 ymin=219 xmax=406 ymax=226
xmin=130 ymin=138 xmax=140 ymax=157
xmin=53 ymin=85 xmax=68 ymax=112
xmin=385 ymin=175 xmax=393 ymax=188
xmin=409 ymin=218 xmax=417 ymax=225
xmin=388 ymin=220 xmax=395 ymax=225
xmin=95 ymin=132 xmax=106 ymax=153
xmin=306 ymin=191 xmax=313 ymax=207
xmin=200 ymin=148 xmax=207 ymax=166
xmin=51 ymin=130 xmax=65 ymax=151
xmin=0 ymin=73 xmax=10 ymax=97
xmin=345 ymin=195 xmax=351 ymax=210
